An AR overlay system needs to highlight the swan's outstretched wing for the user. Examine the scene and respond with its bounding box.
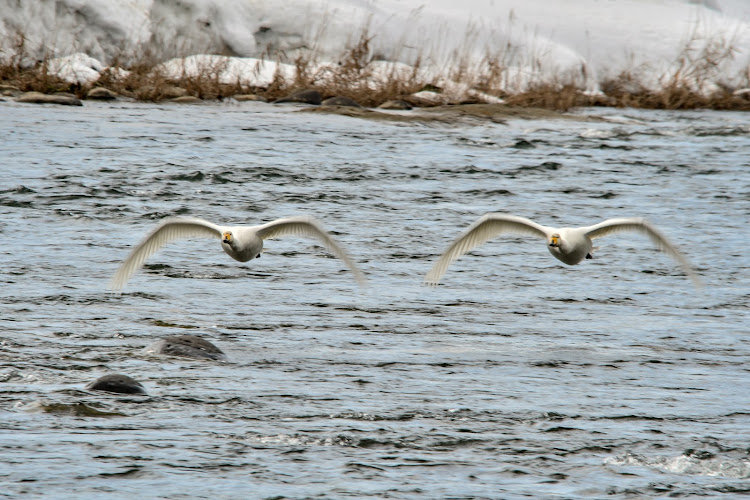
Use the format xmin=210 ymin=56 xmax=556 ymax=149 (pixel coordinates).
xmin=110 ymin=218 xmax=223 ymax=290
xmin=583 ymin=218 xmax=702 ymax=287
xmin=257 ymin=216 xmax=366 ymax=285
xmin=424 ymin=213 xmax=550 ymax=285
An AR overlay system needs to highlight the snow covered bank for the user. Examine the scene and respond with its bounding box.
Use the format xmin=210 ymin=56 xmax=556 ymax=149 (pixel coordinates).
xmin=2 ymin=1 xmax=749 ymax=89
xmin=2 ymin=0 xmax=750 ymax=105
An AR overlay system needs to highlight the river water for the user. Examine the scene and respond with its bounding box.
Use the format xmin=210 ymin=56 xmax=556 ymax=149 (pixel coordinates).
xmin=0 ymin=99 xmax=748 ymax=499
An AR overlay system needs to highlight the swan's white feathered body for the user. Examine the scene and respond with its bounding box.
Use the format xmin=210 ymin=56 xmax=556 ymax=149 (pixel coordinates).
xmin=111 ymin=216 xmax=366 ymax=290
xmin=424 ymin=213 xmax=701 ymax=287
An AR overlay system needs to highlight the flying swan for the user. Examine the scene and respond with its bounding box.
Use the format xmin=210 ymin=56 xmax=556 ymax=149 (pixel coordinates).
xmin=110 ymin=216 xmax=366 ymax=290
xmin=424 ymin=214 xmax=701 ymax=287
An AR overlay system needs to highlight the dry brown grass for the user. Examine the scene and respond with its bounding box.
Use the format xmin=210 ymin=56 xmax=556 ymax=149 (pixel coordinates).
xmin=600 ymin=73 xmax=750 ymax=110
xmin=502 ymin=83 xmax=583 ymax=111
xmin=252 ymin=25 xmax=426 ymax=106
xmin=0 ymin=32 xmax=70 ymax=93
xmin=2 ymin=23 xmax=749 ymax=111
xmin=597 ymin=24 xmax=750 ymax=111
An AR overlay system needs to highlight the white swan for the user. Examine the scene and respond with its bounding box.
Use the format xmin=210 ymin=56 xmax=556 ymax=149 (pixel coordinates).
xmin=424 ymin=213 xmax=702 ymax=287
xmin=110 ymin=216 xmax=366 ymax=290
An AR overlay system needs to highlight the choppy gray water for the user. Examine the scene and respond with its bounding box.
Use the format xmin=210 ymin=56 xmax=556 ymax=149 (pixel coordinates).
xmin=0 ymin=99 xmax=748 ymax=499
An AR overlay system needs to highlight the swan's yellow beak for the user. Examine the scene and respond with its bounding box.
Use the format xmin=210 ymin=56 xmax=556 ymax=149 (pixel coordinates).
xmin=549 ymin=236 xmax=559 ymax=247
xmin=222 ymin=232 xmax=232 ymax=244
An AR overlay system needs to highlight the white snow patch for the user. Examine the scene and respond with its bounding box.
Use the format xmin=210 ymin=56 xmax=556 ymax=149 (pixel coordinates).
xmin=46 ymin=53 xmax=106 ymax=84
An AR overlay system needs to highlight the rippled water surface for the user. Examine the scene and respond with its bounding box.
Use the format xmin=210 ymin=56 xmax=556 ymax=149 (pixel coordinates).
xmin=1 ymin=100 xmax=748 ymax=499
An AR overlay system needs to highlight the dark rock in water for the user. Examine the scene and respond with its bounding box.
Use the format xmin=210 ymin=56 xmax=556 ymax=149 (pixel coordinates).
xmin=145 ymin=335 xmax=227 ymax=361
xmin=322 ymin=96 xmax=362 ymax=108
xmin=86 ymin=87 xmax=118 ymax=100
xmin=378 ymin=99 xmax=412 ymax=110
xmin=273 ymin=88 xmax=322 ymax=105
xmin=16 ymin=91 xmax=82 ymax=106
xmin=86 ymin=374 xmax=146 ymax=395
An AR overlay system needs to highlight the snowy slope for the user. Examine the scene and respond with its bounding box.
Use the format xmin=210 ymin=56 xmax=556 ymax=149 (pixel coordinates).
xmin=1 ymin=0 xmax=748 ymax=90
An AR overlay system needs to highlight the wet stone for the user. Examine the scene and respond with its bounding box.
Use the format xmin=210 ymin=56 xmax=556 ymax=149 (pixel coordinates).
xmin=136 ymin=85 xmax=188 ymax=100
xmin=16 ymin=91 xmax=83 ymax=106
xmin=144 ymin=334 xmax=227 ymax=361
xmin=171 ymin=95 xmax=202 ymax=104
xmin=233 ymin=93 xmax=267 ymax=102
xmin=86 ymin=87 xmax=118 ymax=100
xmin=273 ymin=88 xmax=322 ymax=105
xmin=378 ymin=99 xmax=412 ymax=110
xmin=86 ymin=374 xmax=147 ymax=395
xmin=161 ymin=85 xmax=189 ymax=98
xmin=406 ymin=90 xmax=444 ymax=107
xmin=322 ymin=96 xmax=362 ymax=108
xmin=1 ymin=84 xmax=21 ymax=97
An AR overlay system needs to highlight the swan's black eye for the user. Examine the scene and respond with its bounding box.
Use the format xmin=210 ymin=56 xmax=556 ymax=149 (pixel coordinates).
xmin=256 ymin=253 xmax=261 ymax=259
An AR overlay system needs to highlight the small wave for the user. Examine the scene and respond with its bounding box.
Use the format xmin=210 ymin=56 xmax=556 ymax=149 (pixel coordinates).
xmin=460 ymin=188 xmax=514 ymax=198
xmin=605 ymin=452 xmax=750 ymax=479
xmin=1 ymin=185 xmax=36 ymax=194
xmin=168 ymin=170 xmax=205 ymax=182
xmin=247 ymin=432 xmax=359 ymax=447
xmin=17 ymin=400 xmax=126 ymax=417
xmin=688 ymin=126 xmax=750 ymax=137
xmin=331 ymin=411 xmax=422 ymax=421
xmin=455 ymin=136 xmax=498 ymax=148
xmin=597 ymin=143 xmax=633 ymax=150
xmin=599 ymin=114 xmax=647 ymax=125
xmin=244 ymin=431 xmax=482 ymax=451
xmin=593 ymin=191 xmax=618 ymax=198
xmin=5 ymin=293 xmax=112 ymax=306
xmin=580 ymin=128 xmax=630 ymax=139
xmin=438 ymin=164 xmax=497 ymax=175
xmin=0 ymin=198 xmax=34 ymax=208
xmin=513 ymin=161 xmax=562 ymax=174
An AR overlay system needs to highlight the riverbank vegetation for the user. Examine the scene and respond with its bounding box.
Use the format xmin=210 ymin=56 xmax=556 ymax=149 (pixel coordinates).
xmin=1 ymin=24 xmax=749 ymax=111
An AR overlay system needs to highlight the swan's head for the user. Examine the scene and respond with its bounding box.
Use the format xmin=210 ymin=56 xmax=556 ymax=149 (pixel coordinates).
xmin=549 ymin=234 xmax=561 ymax=248
xmin=222 ymin=231 xmax=233 ymax=245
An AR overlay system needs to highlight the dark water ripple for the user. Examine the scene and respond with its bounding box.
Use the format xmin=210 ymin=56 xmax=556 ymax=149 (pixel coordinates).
xmin=0 ymin=101 xmax=748 ymax=498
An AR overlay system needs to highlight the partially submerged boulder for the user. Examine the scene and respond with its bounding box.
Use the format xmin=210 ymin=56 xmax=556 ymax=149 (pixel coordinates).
xmin=144 ymin=335 xmax=227 ymax=361
xmin=322 ymin=96 xmax=362 ymax=108
xmin=378 ymin=99 xmax=412 ymax=110
xmin=86 ymin=374 xmax=146 ymax=395
xmin=86 ymin=87 xmax=118 ymax=100
xmin=273 ymin=88 xmax=322 ymax=105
